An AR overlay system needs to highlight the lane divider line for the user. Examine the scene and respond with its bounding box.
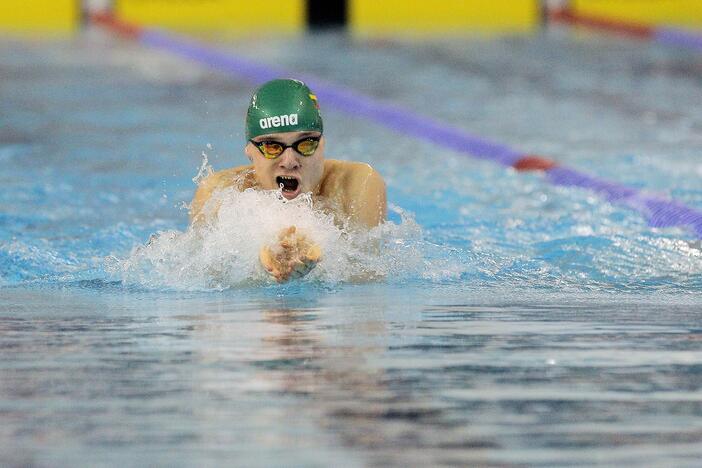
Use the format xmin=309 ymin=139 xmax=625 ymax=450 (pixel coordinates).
xmin=548 ymin=7 xmax=702 ymax=52
xmin=90 ymin=12 xmax=702 ymax=238
xmin=656 ymin=28 xmax=702 ymax=51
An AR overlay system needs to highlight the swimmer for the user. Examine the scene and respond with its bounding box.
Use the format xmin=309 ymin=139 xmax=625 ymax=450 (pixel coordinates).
xmin=190 ymin=78 xmax=387 ymax=282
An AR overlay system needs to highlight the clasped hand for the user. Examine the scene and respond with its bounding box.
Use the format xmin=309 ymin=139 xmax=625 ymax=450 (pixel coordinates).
xmin=259 ymin=226 xmax=322 ymax=282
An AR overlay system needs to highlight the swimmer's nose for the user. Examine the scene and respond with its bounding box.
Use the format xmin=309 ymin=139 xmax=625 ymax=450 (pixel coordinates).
xmin=278 ymin=148 xmax=300 ymax=170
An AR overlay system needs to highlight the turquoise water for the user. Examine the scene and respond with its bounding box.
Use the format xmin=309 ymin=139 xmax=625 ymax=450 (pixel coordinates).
xmin=1 ymin=30 xmax=702 ymax=466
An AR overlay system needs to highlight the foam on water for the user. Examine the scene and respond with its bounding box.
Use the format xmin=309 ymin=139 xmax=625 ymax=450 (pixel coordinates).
xmin=108 ymin=178 xmax=460 ymax=290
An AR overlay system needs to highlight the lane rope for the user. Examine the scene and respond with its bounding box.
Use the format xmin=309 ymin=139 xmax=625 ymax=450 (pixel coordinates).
xmin=90 ymin=12 xmax=702 ymax=238
xmin=548 ymin=7 xmax=702 ymax=52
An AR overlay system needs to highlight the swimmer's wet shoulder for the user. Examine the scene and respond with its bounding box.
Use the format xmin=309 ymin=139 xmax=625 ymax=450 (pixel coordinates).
xmin=190 ymin=159 xmax=386 ymax=228
xmin=318 ymin=159 xmax=386 ymax=228
xmin=190 ymin=165 xmax=255 ymax=225
xmin=189 ymin=78 xmax=387 ymax=282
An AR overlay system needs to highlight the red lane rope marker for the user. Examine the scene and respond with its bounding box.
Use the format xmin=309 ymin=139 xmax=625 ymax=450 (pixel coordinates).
xmin=512 ymin=155 xmax=557 ymax=172
xmin=548 ymin=6 xmax=702 ymax=54
xmin=548 ymin=7 xmax=654 ymax=40
xmin=90 ymin=11 xmax=143 ymax=39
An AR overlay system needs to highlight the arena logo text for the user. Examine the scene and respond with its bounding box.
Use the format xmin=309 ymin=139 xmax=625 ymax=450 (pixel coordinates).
xmin=259 ymin=113 xmax=298 ymax=130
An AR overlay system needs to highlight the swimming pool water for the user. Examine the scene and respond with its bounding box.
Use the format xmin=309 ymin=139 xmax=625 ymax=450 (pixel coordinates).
xmin=1 ymin=29 xmax=702 ymax=466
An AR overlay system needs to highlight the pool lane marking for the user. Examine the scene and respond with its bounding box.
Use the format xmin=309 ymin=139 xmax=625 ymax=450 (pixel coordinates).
xmin=92 ymin=13 xmax=523 ymax=167
xmin=548 ymin=7 xmax=702 ymax=52
xmin=90 ymin=12 xmax=702 ymax=238
xmin=655 ymin=28 xmax=702 ymax=51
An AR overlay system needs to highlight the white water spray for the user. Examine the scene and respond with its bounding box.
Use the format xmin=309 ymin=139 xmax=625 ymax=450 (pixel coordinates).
xmin=108 ymin=184 xmax=456 ymax=290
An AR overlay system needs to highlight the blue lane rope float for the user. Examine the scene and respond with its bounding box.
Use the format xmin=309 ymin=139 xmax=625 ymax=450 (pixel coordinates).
xmin=91 ymin=12 xmax=702 ymax=239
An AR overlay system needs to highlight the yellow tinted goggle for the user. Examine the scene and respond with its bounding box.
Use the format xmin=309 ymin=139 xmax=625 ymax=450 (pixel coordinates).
xmin=251 ymin=136 xmax=320 ymax=159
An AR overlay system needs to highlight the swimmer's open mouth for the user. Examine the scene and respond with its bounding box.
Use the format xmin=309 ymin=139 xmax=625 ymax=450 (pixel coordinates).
xmin=276 ymin=175 xmax=299 ymax=193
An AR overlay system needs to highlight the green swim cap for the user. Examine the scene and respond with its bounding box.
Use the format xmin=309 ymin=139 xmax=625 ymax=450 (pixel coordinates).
xmin=246 ymin=79 xmax=323 ymax=140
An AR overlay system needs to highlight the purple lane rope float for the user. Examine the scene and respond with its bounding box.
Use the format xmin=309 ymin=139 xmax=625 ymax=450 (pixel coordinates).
xmin=91 ymin=12 xmax=702 ymax=238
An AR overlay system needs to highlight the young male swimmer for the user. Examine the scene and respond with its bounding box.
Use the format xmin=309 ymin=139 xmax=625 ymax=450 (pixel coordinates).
xmin=190 ymin=78 xmax=387 ymax=282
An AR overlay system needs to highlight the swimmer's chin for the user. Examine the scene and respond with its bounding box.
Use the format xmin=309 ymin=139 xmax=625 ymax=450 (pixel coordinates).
xmin=280 ymin=186 xmax=302 ymax=200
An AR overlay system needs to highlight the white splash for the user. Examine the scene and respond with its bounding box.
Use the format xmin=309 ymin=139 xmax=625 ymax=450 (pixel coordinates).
xmin=192 ymin=150 xmax=213 ymax=186
xmin=108 ymin=187 xmax=448 ymax=290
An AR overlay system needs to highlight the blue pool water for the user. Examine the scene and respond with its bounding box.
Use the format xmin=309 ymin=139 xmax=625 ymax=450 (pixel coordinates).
xmin=1 ymin=29 xmax=702 ymax=466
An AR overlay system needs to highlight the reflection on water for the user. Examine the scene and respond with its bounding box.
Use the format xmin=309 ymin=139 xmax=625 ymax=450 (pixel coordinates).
xmin=3 ymin=286 xmax=702 ymax=466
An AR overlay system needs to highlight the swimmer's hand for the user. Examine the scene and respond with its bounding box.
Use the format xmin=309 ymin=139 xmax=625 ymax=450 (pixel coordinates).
xmin=259 ymin=226 xmax=322 ymax=282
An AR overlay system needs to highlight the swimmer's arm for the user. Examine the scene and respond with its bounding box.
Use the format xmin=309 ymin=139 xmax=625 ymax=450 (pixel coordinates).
xmin=351 ymin=165 xmax=387 ymax=228
xmin=190 ymin=176 xmax=217 ymax=225
xmin=189 ymin=166 xmax=251 ymax=225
